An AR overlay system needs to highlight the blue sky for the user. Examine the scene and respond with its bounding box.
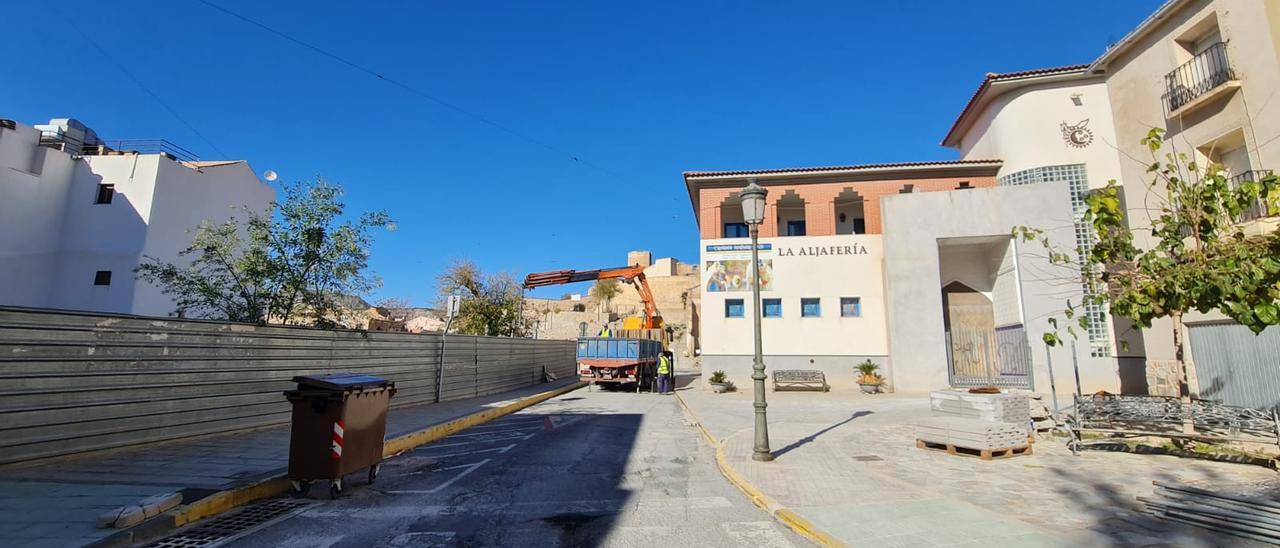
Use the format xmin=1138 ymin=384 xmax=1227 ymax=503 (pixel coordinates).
xmin=4 ymin=1 xmax=1162 ymax=305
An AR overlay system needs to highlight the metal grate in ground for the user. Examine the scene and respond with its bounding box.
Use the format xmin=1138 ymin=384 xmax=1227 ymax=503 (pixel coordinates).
xmin=146 ymin=499 xmax=315 ymax=548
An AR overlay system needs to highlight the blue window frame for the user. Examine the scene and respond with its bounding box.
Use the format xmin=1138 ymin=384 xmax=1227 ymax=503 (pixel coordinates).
xmin=840 ymin=297 xmax=861 ymax=317
xmin=801 ymin=297 xmax=821 ymax=317
xmin=725 ymin=299 xmax=745 ymax=318
xmin=723 ymin=223 xmax=748 ymax=238
xmin=787 ymin=220 xmax=806 ymax=236
xmin=762 ymin=298 xmax=782 ymax=318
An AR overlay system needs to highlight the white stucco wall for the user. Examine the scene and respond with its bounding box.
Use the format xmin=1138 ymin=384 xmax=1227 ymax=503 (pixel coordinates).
xmin=882 ymin=184 xmax=1119 ymax=396
xmin=957 ymin=79 xmax=1125 ymax=190
xmin=0 ymin=119 xmax=274 ymax=317
xmin=699 ymin=234 xmax=887 ymax=389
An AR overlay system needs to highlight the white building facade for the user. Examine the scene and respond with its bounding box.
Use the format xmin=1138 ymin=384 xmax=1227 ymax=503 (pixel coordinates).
xmin=0 ymin=118 xmax=274 ymax=317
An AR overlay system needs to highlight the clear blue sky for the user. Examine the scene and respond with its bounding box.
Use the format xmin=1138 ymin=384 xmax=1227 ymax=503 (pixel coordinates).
xmin=4 ymin=1 xmax=1163 ymax=305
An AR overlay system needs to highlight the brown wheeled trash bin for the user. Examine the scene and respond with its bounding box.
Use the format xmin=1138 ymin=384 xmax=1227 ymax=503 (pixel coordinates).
xmin=284 ymin=373 xmax=396 ymax=498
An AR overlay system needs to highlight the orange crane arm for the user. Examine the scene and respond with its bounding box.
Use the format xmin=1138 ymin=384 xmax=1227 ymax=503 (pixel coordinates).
xmin=522 ymin=265 xmax=661 ymax=329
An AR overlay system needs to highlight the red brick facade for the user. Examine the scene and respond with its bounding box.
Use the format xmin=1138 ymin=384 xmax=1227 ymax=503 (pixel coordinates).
xmin=696 ymin=175 xmax=998 ymax=239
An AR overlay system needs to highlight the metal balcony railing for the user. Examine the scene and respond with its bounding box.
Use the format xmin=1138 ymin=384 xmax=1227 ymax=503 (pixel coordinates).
xmin=86 ymin=139 xmax=200 ymax=162
xmin=1231 ymin=170 xmax=1275 ymax=222
xmin=1162 ymin=42 xmax=1236 ymax=114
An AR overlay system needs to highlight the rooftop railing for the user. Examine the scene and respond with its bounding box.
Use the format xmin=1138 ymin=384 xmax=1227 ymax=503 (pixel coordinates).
xmin=1162 ymin=42 xmax=1236 ymax=114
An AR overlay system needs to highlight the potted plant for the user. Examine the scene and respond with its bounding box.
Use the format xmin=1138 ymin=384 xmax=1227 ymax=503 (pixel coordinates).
xmin=708 ymin=370 xmax=733 ymax=393
xmin=856 ymin=360 xmax=883 ymax=394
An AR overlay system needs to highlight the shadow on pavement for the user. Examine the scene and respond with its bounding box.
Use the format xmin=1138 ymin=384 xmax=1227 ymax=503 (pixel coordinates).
xmin=772 ymin=411 xmax=873 ymax=459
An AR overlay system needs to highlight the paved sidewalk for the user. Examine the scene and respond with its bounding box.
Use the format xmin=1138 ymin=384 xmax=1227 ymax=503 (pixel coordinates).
xmin=0 ymin=379 xmax=577 ymax=548
xmin=675 ymin=371 xmax=1279 ymax=548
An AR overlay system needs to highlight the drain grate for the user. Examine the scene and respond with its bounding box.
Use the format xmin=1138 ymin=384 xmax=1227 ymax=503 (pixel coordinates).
xmin=147 ymin=499 xmax=315 ymax=547
xmin=851 ymin=455 xmax=884 ymax=462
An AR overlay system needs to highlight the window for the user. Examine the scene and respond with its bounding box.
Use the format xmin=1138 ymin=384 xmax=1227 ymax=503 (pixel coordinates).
xmin=801 ymin=298 xmax=820 ymax=317
xmin=853 ymin=218 xmax=866 ymax=234
xmin=762 ymin=298 xmax=782 ymax=318
xmin=95 ymin=184 xmax=115 ymax=204
xmin=93 ymin=271 xmax=112 ymax=286
xmin=725 ymin=299 xmax=745 ymax=318
xmin=787 ymin=220 xmax=806 ymax=236
xmin=723 ymin=222 xmax=748 ymax=238
xmin=840 ymin=297 xmax=861 ymax=317
xmin=956 ymin=181 xmax=972 ymax=190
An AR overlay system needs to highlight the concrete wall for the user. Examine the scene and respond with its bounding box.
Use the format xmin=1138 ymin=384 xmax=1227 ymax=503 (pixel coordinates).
xmin=0 ymin=124 xmax=77 ymax=308
xmin=0 ymin=306 xmax=576 ymax=465
xmin=1099 ymin=0 xmax=1280 ymax=368
xmin=882 ymin=184 xmax=1118 ymax=395
xmin=698 ymin=234 xmax=887 ymax=390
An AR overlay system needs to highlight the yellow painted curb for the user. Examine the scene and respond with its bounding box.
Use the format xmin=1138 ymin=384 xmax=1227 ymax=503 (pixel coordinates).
xmin=675 ymin=391 xmax=846 ymax=548
xmin=168 ymin=381 xmax=586 ymax=529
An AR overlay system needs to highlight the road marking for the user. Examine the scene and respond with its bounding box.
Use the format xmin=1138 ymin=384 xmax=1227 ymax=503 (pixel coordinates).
xmin=417 ymin=432 xmax=534 ymax=450
xmin=447 ymin=426 xmax=541 ymax=437
xmin=417 ymin=443 xmax=516 ymax=460
xmin=388 ymin=532 xmax=455 ymax=547
xmin=720 ymin=521 xmax=795 ymax=548
xmin=384 ymin=459 xmax=491 ymax=494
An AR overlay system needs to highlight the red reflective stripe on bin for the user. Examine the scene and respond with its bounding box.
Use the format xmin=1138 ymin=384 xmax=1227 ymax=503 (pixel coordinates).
xmin=331 ymin=420 xmax=345 ymax=460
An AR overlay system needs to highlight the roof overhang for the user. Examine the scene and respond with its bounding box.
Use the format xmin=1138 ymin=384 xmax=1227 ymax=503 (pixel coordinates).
xmin=940 ymin=65 xmax=1092 ymax=148
xmin=682 ymin=159 xmax=1003 ymax=228
xmin=1087 ymin=0 xmax=1190 ymax=75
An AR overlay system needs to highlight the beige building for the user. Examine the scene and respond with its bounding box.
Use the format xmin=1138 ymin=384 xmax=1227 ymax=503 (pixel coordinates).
xmin=946 ymin=0 xmax=1280 ymax=404
xmin=525 ymin=252 xmax=701 ymax=358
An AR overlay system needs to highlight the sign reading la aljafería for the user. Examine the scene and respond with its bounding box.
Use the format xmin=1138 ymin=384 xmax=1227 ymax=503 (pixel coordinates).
xmin=776 ymin=244 xmax=868 ymax=257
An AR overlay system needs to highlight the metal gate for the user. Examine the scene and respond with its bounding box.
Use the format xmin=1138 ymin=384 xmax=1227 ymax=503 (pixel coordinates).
xmin=946 ymin=324 xmax=1033 ymax=389
xmin=1188 ymin=323 xmax=1280 ymax=411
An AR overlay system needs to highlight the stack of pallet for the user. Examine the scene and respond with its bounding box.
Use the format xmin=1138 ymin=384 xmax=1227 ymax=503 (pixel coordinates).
xmin=914 ymin=390 xmax=1033 ymax=460
xmin=1140 ymin=481 xmax=1280 ymax=544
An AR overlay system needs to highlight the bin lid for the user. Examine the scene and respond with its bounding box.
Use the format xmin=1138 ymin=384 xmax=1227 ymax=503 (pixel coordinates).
xmin=293 ymin=373 xmax=392 ymax=391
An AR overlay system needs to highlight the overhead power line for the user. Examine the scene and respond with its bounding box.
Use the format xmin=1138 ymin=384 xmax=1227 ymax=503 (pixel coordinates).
xmin=50 ymin=5 xmax=230 ymax=159
xmin=193 ymin=0 xmax=632 ymax=183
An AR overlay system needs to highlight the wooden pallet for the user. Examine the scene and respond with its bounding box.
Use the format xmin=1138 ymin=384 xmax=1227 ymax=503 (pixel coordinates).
xmin=916 ymin=439 xmax=1033 ymax=460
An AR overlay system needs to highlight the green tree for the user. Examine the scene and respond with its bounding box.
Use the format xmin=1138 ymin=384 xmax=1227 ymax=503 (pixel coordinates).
xmin=1017 ymin=129 xmax=1280 ymax=419
xmin=137 ymin=178 xmax=391 ymax=327
xmin=592 ymin=278 xmax=621 ymax=313
xmin=437 ymin=259 xmax=527 ymax=337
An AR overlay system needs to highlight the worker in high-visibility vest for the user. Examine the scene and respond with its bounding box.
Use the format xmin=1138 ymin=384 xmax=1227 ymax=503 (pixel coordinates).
xmin=598 ymin=324 xmax=611 ymax=337
xmin=657 ymin=351 xmax=673 ymax=394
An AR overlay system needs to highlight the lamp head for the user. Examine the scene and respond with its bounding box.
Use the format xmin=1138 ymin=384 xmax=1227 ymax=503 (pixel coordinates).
xmin=740 ymin=179 xmax=768 ymax=225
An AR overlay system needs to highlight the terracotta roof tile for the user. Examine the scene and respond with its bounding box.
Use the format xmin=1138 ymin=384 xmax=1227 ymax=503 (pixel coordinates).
xmin=682 ymin=159 xmax=1001 ymax=178
xmin=941 ymin=64 xmax=1090 ymax=147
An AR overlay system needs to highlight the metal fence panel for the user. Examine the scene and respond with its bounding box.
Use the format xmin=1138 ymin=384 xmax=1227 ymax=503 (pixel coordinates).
xmin=1188 ymin=323 xmax=1280 ymax=411
xmin=946 ymin=324 xmax=1032 ymax=389
xmin=0 ymin=307 xmax=575 ymax=464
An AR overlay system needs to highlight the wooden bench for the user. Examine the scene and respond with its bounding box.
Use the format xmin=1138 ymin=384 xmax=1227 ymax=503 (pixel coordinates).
xmin=1070 ymin=394 xmax=1280 ymax=455
xmin=772 ymin=370 xmax=829 ymax=392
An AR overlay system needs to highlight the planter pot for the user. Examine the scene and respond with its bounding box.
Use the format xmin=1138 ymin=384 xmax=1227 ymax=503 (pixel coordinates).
xmin=859 ymin=383 xmax=880 ymax=394
xmin=710 ymin=383 xmax=729 ymax=394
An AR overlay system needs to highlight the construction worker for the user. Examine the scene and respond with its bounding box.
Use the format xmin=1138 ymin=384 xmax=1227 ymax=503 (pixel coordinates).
xmin=657 ymin=351 xmax=673 ymax=394
xmin=598 ymin=324 xmax=611 ymax=337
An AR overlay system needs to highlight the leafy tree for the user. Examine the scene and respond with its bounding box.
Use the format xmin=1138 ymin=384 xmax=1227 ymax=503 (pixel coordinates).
xmin=437 ymin=259 xmax=527 ymax=337
xmin=1017 ymin=129 xmax=1280 ymax=416
xmin=592 ymin=278 xmax=621 ymax=312
xmin=137 ymin=178 xmax=391 ymax=327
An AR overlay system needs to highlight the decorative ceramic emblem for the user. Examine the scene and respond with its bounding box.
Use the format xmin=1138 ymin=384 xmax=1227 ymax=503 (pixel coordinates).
xmin=1061 ymin=119 xmax=1093 ymax=148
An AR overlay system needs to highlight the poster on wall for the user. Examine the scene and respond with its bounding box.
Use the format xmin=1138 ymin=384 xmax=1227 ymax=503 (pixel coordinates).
xmin=705 ymin=259 xmax=774 ymax=292
xmin=704 ymin=244 xmax=775 ymax=293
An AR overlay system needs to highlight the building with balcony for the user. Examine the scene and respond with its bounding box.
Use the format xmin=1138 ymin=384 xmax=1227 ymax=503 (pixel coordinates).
xmin=0 ymin=118 xmax=275 ymax=317
xmin=684 ymin=161 xmax=1099 ymax=393
xmin=945 ymin=0 xmax=1280 ymax=407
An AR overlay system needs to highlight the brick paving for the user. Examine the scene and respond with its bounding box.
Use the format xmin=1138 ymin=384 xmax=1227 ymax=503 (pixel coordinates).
xmin=677 ymin=374 xmax=1279 ymax=547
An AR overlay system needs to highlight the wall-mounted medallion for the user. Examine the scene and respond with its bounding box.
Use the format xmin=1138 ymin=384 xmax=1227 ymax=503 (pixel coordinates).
xmin=1061 ymin=119 xmax=1093 ymax=148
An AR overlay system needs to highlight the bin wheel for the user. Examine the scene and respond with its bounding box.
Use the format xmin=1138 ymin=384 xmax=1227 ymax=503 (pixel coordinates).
xmin=330 ymin=480 xmax=343 ymax=499
xmin=368 ymin=464 xmax=380 ymax=484
xmin=290 ymin=480 xmax=310 ymax=495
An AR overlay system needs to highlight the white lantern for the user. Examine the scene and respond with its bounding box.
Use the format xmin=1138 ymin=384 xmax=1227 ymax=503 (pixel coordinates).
xmin=740 ymin=179 xmax=768 ymax=226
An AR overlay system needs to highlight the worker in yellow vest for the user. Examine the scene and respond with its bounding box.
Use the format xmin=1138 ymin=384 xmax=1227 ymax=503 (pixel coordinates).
xmin=657 ymin=351 xmax=673 ymax=394
xmin=598 ymin=324 xmax=611 ymax=337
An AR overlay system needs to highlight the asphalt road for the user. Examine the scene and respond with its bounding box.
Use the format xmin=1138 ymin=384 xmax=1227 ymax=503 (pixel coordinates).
xmin=222 ymin=382 xmax=803 ymax=548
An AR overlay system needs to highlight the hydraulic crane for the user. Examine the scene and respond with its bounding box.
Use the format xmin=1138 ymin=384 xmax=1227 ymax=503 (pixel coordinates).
xmin=522 ymin=265 xmax=662 ymax=329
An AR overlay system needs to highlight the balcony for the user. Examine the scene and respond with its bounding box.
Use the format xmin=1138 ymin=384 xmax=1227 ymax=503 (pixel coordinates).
xmin=1231 ymin=170 xmax=1275 ymax=222
xmin=1162 ymin=42 xmax=1238 ymax=116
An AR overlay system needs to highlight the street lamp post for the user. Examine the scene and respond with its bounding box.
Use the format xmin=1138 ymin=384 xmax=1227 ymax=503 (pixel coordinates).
xmin=740 ymin=179 xmax=773 ymax=462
